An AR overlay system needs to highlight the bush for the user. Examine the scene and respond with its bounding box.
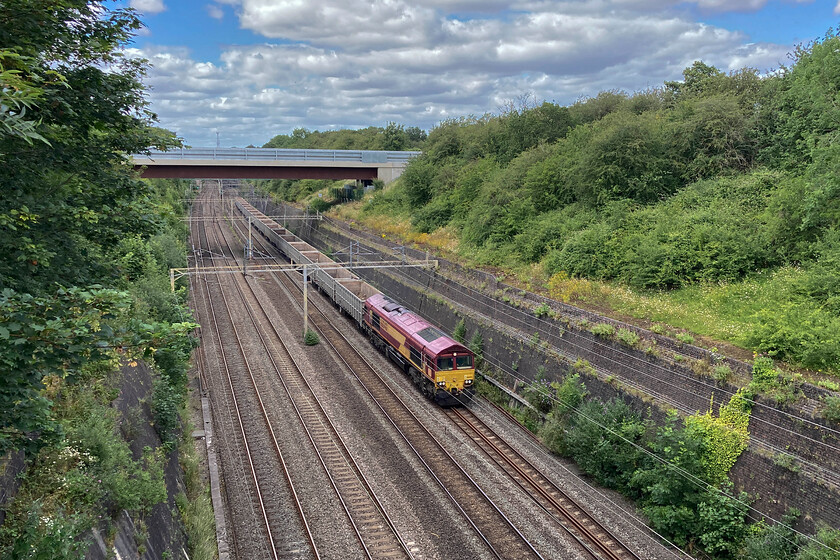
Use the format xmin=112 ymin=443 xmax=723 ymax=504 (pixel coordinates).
xmin=797 ymin=526 xmax=840 ymax=560
xmin=697 ymin=483 xmax=752 ymax=556
xmin=561 ymin=399 xmax=646 ymax=490
xmin=469 ymin=330 xmax=484 ymax=359
xmin=590 ymin=323 xmax=615 ymax=338
xmin=523 ymin=376 xmax=554 ymax=414
xmin=616 ymin=328 xmax=640 ymax=347
xmin=553 ymin=373 xmax=587 ymax=415
xmin=713 ymin=365 xmax=732 ymax=383
xmin=746 ymin=302 xmax=840 ymax=371
xmin=533 ymin=302 xmax=551 ymax=318
xmin=822 ymin=396 xmax=840 ymax=424
xmin=304 ymin=329 xmax=320 ymax=346
xmin=0 ymin=503 xmax=88 ymax=560
xmin=740 ymin=510 xmax=801 ymax=560
xmin=452 ymin=319 xmax=467 ymax=343
xmin=152 ymin=378 xmax=180 ymax=445
xmin=308 ymin=197 xmax=331 ymax=213
xmin=676 ymin=332 xmax=695 ymax=345
xmin=750 ymin=356 xmax=778 ymax=391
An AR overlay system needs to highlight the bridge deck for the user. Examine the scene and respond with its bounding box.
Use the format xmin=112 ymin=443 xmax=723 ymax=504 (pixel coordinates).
xmin=132 ymin=147 xmax=419 ymax=181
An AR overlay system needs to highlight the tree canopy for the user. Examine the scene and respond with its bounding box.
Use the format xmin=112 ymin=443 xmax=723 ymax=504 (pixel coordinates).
xmin=0 ymin=0 xmax=181 ymax=455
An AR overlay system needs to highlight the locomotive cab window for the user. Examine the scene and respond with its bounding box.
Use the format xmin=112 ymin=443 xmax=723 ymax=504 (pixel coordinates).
xmin=437 ymin=357 xmax=454 ymax=371
xmin=456 ymin=355 xmax=472 ymax=369
xmin=372 ymin=312 xmax=380 ymax=330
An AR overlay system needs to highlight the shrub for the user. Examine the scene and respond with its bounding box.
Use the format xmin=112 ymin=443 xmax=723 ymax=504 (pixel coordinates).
xmin=523 ymin=377 xmax=555 ymax=414
xmin=746 ymin=302 xmax=840 ymax=371
xmin=453 ymin=319 xmax=467 ymax=343
xmin=773 ymin=452 xmax=800 ymax=472
xmin=676 ymin=332 xmax=695 ymax=345
xmin=308 ymin=197 xmax=330 ymax=213
xmin=573 ymin=358 xmax=596 ymax=376
xmin=740 ymin=510 xmax=801 ymax=560
xmin=533 ymin=302 xmax=551 ymax=318
xmin=713 ymin=365 xmax=732 ymax=383
xmin=697 ymin=482 xmax=751 ymax=557
xmin=822 ymin=396 xmax=840 ymax=424
xmin=0 ymin=503 xmax=88 ymax=560
xmin=304 ymin=329 xmax=320 ymax=346
xmin=616 ymin=328 xmax=640 ymax=347
xmin=469 ymin=330 xmax=484 ymax=358
xmin=797 ymin=526 xmax=840 ymax=560
xmin=562 ymin=399 xmax=646 ymax=490
xmin=590 ymin=323 xmax=615 ymax=338
xmin=553 ymin=373 xmax=587 ymax=415
xmin=151 ymin=378 xmax=180 ymax=445
xmin=750 ymin=356 xmax=778 ymax=391
xmin=817 ymin=380 xmax=839 ymax=391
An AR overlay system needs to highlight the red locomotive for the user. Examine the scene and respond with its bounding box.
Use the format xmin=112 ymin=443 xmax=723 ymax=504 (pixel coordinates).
xmin=363 ymin=293 xmax=475 ymax=406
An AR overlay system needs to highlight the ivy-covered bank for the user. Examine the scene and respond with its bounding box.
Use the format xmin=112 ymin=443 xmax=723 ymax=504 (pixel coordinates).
xmin=478 ymin=355 xmax=840 ymax=559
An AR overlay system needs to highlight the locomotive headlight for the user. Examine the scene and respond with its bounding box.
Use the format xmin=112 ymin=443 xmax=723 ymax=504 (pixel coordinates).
xmin=464 ymin=379 xmax=473 ymax=385
xmin=437 ymin=381 xmax=446 ymax=387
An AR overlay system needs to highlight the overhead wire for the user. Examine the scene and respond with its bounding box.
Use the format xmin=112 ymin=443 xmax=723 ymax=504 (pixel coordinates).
xmin=371 ymin=253 xmax=840 ymax=456
xmin=247 ymin=194 xmax=840 ymax=555
xmin=238 ymin=197 xmax=692 ymax=557
xmin=470 ymin=352 xmax=837 ymax=555
xmin=277 ymin=199 xmax=840 ymax=478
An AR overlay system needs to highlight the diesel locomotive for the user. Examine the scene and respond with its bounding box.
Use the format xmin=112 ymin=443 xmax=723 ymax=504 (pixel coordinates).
xmin=234 ymin=197 xmax=475 ymax=406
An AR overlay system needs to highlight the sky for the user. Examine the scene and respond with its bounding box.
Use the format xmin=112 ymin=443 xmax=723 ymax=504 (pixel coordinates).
xmin=120 ymin=0 xmax=839 ymax=148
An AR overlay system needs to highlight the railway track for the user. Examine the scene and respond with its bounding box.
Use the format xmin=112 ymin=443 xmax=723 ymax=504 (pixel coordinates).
xmin=446 ymin=407 xmax=643 ymax=560
xmin=228 ymin=218 xmax=541 ymax=560
xmin=212 ymin=200 xmax=412 ymax=560
xmin=232 ymin=196 xmax=649 ymax=560
xmin=192 ymin=191 xmax=317 ymax=559
xmin=196 ymin=188 xmax=414 ymax=560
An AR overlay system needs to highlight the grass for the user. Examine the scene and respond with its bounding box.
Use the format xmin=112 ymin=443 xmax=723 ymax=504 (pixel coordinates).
xmin=331 ymin=200 xmax=460 ymax=256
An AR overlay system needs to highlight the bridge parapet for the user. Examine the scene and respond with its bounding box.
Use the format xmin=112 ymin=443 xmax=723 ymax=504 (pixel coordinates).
xmin=134 ymin=147 xmax=420 ymax=163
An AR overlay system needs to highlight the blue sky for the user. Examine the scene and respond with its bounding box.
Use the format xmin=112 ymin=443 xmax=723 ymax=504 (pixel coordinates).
xmin=121 ymin=0 xmax=839 ymax=147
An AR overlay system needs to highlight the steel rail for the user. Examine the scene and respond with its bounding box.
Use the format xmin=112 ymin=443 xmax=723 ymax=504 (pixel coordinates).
xmin=447 ymin=407 xmax=643 ymax=560
xmin=206 ymin=207 xmax=322 ymax=560
xmin=215 ymin=205 xmax=411 ymax=560
xmin=232 ymin=206 xmax=541 ymax=559
xmin=262 ymin=261 xmax=543 ymax=560
xmin=192 ymin=197 xmax=280 ymax=560
xmin=197 ymin=192 xmax=322 ymax=559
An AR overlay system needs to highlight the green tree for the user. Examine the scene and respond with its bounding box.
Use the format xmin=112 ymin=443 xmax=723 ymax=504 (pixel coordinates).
xmin=0 ymin=0 xmax=179 ymax=454
xmin=382 ymin=121 xmax=409 ymax=151
xmin=0 ymin=1 xmax=177 ymax=293
xmin=741 ymin=510 xmax=802 ymax=560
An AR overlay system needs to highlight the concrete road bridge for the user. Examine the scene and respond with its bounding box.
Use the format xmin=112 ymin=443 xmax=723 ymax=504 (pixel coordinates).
xmin=132 ymin=147 xmax=420 ymax=184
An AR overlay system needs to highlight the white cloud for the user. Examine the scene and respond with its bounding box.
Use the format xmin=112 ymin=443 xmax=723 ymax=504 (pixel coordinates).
xmin=133 ymin=1 xmax=796 ymax=146
xmin=130 ymin=0 xmax=167 ymax=14
xmin=206 ymin=4 xmax=225 ymax=19
xmin=835 ymin=0 xmax=840 ymax=15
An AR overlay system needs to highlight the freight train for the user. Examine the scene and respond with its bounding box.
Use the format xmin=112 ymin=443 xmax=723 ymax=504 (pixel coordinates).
xmin=234 ymin=198 xmax=474 ymax=406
